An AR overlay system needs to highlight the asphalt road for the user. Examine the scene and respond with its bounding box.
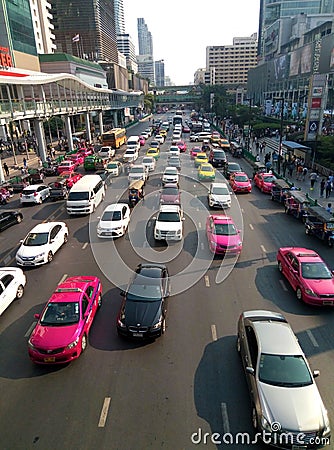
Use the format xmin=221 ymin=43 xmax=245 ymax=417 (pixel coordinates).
xmin=0 ymin=114 xmax=333 ymax=450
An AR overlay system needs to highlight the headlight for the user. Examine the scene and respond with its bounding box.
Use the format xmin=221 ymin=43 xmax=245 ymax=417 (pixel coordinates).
xmin=210 ymin=241 xmax=217 ymax=246
xmin=152 ymin=319 xmax=162 ymax=329
xmin=304 ymin=288 xmax=317 ymax=297
xmin=66 ymin=338 xmax=79 ymax=349
xmin=238 ymin=242 xmax=242 ymax=246
xmin=28 ymin=339 xmax=35 ymax=349
xmin=117 ymin=318 xmax=126 ymax=328
xmin=322 ymin=411 xmax=331 ymax=437
xmin=177 ymin=229 xmax=182 ymax=235
xmin=35 ymin=252 xmax=45 ymax=259
xmin=260 ymin=416 xmax=272 ymax=432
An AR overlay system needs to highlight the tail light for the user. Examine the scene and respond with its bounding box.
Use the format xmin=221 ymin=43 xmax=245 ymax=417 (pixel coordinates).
xmin=34 ymin=192 xmax=38 ymax=196
xmin=20 ymin=193 xmax=22 ymax=197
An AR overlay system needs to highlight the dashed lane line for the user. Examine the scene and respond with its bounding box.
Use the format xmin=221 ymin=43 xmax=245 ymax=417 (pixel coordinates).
xmin=306 ymin=330 xmax=319 ymax=347
xmin=25 ymin=321 xmax=37 ymax=338
xmin=279 ymin=280 xmax=288 ymax=291
xmin=204 ymin=275 xmax=210 ymax=287
xmin=82 ymin=242 xmax=88 ymax=250
xmin=249 ymin=223 xmax=254 ymax=230
xmin=58 ymin=273 xmax=68 ymax=285
xmin=260 ymin=244 xmax=267 ymax=253
xmin=221 ymin=403 xmax=230 ymax=434
xmin=211 ymin=324 xmax=217 ymax=341
xmin=98 ymin=397 xmax=111 ymax=427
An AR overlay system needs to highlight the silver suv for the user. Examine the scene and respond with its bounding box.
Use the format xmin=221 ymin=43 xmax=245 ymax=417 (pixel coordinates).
xmin=237 ymin=310 xmax=330 ymax=448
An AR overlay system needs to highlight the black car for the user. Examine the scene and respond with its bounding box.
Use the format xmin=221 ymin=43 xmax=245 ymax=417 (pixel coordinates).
xmin=209 ymin=149 xmax=227 ymax=168
xmin=224 ymin=162 xmax=241 ymax=179
xmin=0 ymin=210 xmax=23 ymax=232
xmin=117 ymin=263 xmax=170 ymax=339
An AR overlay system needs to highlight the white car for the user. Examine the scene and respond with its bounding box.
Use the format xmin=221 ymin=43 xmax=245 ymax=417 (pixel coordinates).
xmin=98 ymin=146 xmax=115 ymax=159
xmin=141 ymin=132 xmax=150 ymax=140
xmin=155 ymin=134 xmax=165 ymax=144
xmin=169 ymin=146 xmax=180 ymax=158
xmin=20 ymin=184 xmax=50 ymax=205
xmin=97 ymin=203 xmax=130 ymax=238
xmin=128 ymin=164 xmax=149 ymax=184
xmin=106 ymin=161 xmax=122 ymax=177
xmin=172 ymin=131 xmax=182 ymax=140
xmin=144 ymin=128 xmax=152 ymax=137
xmin=123 ymin=148 xmax=138 ymax=163
xmin=0 ymin=267 xmax=26 ymax=316
xmin=162 ymin=167 xmax=179 ymax=186
xmin=190 ymin=132 xmax=212 ymax=142
xmin=154 ymin=204 xmax=184 ymax=241
xmin=142 ymin=156 xmax=156 ymax=172
xmin=208 ymin=182 xmax=231 ymax=208
xmin=16 ymin=222 xmax=69 ymax=266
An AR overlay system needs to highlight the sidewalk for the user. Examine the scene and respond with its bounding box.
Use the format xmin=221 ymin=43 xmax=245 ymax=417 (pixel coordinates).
xmin=1 ymin=151 xmax=40 ymax=181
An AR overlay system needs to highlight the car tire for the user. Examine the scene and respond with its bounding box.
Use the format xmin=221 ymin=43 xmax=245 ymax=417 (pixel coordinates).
xmin=16 ymin=214 xmax=23 ymax=224
xmin=328 ymin=239 xmax=333 ymax=248
xmin=16 ymin=284 xmax=24 ymax=299
xmin=38 ymin=198 xmax=43 ymax=204
xmin=252 ymin=406 xmax=258 ymax=430
xmin=47 ymin=251 xmax=53 ymax=263
xmin=278 ymin=261 xmax=283 ymax=273
xmin=81 ymin=334 xmax=87 ymax=353
xmin=63 ymin=233 xmax=68 ymax=244
xmin=305 ymin=227 xmax=309 ymax=235
xmin=97 ymin=294 xmax=102 ymax=308
xmin=296 ymin=287 xmax=303 ymax=301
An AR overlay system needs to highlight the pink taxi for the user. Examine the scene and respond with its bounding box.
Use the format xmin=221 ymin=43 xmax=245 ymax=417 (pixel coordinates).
xmin=28 ymin=276 xmax=102 ymax=364
xmin=206 ymin=215 xmax=242 ymax=255
xmin=253 ymin=172 xmax=276 ymax=193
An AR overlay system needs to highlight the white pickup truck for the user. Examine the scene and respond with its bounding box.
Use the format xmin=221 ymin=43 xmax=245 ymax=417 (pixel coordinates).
xmin=154 ymin=205 xmax=184 ymax=241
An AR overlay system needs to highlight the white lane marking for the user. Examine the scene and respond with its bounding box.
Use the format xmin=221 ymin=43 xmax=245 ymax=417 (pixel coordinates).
xmin=306 ymin=330 xmax=319 ymax=348
xmin=25 ymin=321 xmax=37 ymax=337
xmin=204 ymin=275 xmax=210 ymax=287
xmin=4 ymin=255 xmax=11 ymax=265
xmin=200 ymin=242 xmax=204 ymax=250
xmin=279 ymin=280 xmax=288 ymax=291
xmin=82 ymin=242 xmax=88 ymax=250
xmin=147 ymin=222 xmax=152 ymax=228
xmin=193 ymin=184 xmax=197 ymax=188
xmin=60 ymin=206 xmax=65 ymax=211
xmin=198 ymin=222 xmax=201 ymax=228
xmin=49 ymin=216 xmax=55 ymax=221
xmin=260 ymin=244 xmax=267 ymax=253
xmin=241 ymin=208 xmax=244 ymax=213
xmin=98 ymin=397 xmax=111 ymax=427
xmin=249 ymin=223 xmax=254 ymax=230
xmin=221 ymin=403 xmax=230 ymax=433
xmin=58 ymin=273 xmax=68 ymax=285
xmin=211 ymin=324 xmax=217 ymax=341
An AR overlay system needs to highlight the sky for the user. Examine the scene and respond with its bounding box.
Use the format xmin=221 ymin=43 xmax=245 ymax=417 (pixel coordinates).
xmin=122 ymin=0 xmax=260 ymax=85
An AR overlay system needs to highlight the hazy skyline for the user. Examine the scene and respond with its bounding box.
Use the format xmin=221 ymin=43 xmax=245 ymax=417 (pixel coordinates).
xmin=123 ymin=0 xmax=260 ymax=85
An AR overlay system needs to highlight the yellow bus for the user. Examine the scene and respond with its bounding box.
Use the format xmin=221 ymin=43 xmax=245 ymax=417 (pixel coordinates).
xmin=101 ymin=128 xmax=127 ymax=149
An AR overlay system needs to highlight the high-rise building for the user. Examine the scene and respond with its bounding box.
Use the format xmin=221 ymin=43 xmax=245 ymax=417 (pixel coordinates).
xmin=258 ymin=0 xmax=334 ymax=57
xmin=154 ymin=60 xmax=165 ymax=87
xmin=113 ymin=0 xmax=125 ymax=35
xmin=0 ymin=0 xmax=39 ymax=71
xmin=117 ymin=33 xmax=138 ymax=73
xmin=50 ymin=0 xmax=118 ymax=63
xmin=136 ymin=17 xmax=154 ymax=84
xmin=29 ymin=0 xmax=56 ymax=54
xmin=206 ymin=35 xmax=258 ymax=85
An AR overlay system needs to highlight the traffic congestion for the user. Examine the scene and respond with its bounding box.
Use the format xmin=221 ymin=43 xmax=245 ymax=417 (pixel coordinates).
xmin=0 ymin=109 xmax=333 ymax=449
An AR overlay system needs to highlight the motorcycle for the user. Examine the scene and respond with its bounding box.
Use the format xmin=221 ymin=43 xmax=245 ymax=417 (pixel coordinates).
xmin=0 ymin=187 xmax=11 ymax=204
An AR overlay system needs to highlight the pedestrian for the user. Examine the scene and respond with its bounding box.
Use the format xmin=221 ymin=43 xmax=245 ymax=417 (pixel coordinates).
xmin=23 ymin=157 xmax=27 ymax=169
xmin=325 ymin=177 xmax=332 ymax=198
xmin=309 ymin=171 xmax=318 ymax=190
xmin=296 ymin=165 xmax=303 ymax=181
xmin=38 ymin=158 xmax=43 ymax=168
xmin=3 ymin=162 xmax=9 ymax=177
xmin=302 ymin=166 xmax=308 ymax=181
xmin=320 ymin=178 xmax=326 ymax=197
xmin=288 ymin=163 xmax=294 ymax=178
xmin=282 ymin=160 xmax=287 ymax=177
xmin=326 ymin=203 xmax=332 ymax=214
xmin=256 ymin=154 xmax=260 ymax=162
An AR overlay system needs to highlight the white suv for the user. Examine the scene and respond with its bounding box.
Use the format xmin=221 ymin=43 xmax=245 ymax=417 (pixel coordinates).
xmin=128 ymin=164 xmax=149 ymax=184
xmin=162 ymin=167 xmax=179 ymax=186
xmin=154 ymin=205 xmax=184 ymax=241
xmin=208 ymin=182 xmax=231 ymax=208
xmin=98 ymin=146 xmax=115 ymax=159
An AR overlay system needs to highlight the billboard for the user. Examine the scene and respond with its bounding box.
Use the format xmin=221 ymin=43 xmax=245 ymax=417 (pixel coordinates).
xmin=318 ymin=34 xmax=334 ymax=73
xmin=289 ymin=49 xmax=300 ymax=76
xmin=274 ymin=54 xmax=289 ymax=80
xmin=300 ymin=43 xmax=312 ymax=74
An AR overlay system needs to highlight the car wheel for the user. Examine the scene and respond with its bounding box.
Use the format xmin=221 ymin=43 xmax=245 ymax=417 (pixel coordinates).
xmin=252 ymin=406 xmax=258 ymax=430
xmin=97 ymin=294 xmax=102 ymax=308
xmin=328 ymin=239 xmax=333 ymax=248
xmin=278 ymin=261 xmax=283 ymax=273
xmin=16 ymin=214 xmax=22 ymax=224
xmin=81 ymin=334 xmax=87 ymax=353
xmin=296 ymin=287 xmax=303 ymax=301
xmin=16 ymin=284 xmax=24 ymax=299
xmin=38 ymin=198 xmax=43 ymax=204
xmin=305 ymin=227 xmax=309 ymax=235
xmin=63 ymin=233 xmax=68 ymax=244
xmin=47 ymin=251 xmax=53 ymax=263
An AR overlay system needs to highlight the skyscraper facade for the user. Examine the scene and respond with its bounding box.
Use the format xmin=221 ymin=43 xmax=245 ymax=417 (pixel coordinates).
xmin=154 ymin=59 xmax=165 ymax=87
xmin=137 ymin=17 xmax=154 ymax=84
xmin=50 ymin=0 xmax=118 ymax=63
xmin=30 ymin=0 xmax=56 ymax=54
xmin=113 ymin=0 xmax=125 ymax=35
xmin=258 ymin=0 xmax=334 ymax=57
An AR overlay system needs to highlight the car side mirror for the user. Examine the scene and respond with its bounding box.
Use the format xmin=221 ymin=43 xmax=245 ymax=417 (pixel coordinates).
xmin=313 ymin=370 xmax=320 ymax=378
xmin=120 ymin=290 xmax=126 ymax=297
xmin=246 ymin=366 xmax=255 ymax=376
xmin=152 ymin=216 xmax=157 ymax=220
xmin=34 ymin=313 xmax=40 ymax=319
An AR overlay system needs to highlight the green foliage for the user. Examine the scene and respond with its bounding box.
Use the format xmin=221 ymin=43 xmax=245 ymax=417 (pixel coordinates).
xmin=316 ymin=136 xmax=334 ymax=170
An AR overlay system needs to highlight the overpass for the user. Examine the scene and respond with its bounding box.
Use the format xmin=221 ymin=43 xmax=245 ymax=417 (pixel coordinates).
xmin=0 ymin=71 xmax=143 ymax=163
xmin=152 ymin=84 xmax=203 ymax=106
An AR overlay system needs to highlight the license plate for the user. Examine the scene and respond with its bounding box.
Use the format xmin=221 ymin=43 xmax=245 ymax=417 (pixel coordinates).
xmin=104 ymin=232 xmax=112 ymax=236
xmin=132 ymin=332 xmax=143 ymax=337
xmin=44 ymin=357 xmax=55 ymax=363
xmin=23 ymin=262 xmax=34 ymax=266
xmin=323 ymin=301 xmax=333 ymax=305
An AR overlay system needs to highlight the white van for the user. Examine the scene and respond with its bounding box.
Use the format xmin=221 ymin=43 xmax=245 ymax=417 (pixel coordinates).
xmin=67 ymin=175 xmax=105 ymax=215
xmin=126 ymin=135 xmax=140 ymax=152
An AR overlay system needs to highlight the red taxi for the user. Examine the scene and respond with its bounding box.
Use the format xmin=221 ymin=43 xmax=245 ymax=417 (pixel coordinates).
xmin=253 ymin=172 xmax=276 ymax=193
xmin=229 ymin=172 xmax=252 ymax=193
xmin=57 ymin=171 xmax=82 ymax=188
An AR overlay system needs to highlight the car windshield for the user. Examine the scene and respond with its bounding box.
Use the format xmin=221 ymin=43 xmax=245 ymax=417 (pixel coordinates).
xmin=235 ymin=175 xmax=248 ymax=182
xmin=102 ymin=211 xmax=121 ymax=221
xmin=23 ymin=232 xmax=49 ymax=246
xmin=107 ymin=163 xmax=117 ymax=169
xmin=229 ymin=164 xmax=240 ymax=171
xmin=40 ymin=301 xmax=80 ymax=326
xmin=68 ymin=192 xmax=89 ymax=201
xmin=143 ymin=158 xmax=153 ymax=164
xmin=258 ymin=354 xmax=313 ymax=387
xmin=214 ymin=223 xmax=237 ymax=235
xmin=197 ymin=155 xmax=207 ymax=160
xmin=301 ymin=262 xmax=332 ymax=279
xmin=125 ymin=150 xmax=135 ymax=155
xmin=22 ymin=189 xmax=37 ymax=195
xmin=162 ymin=188 xmax=179 ymax=196
xmin=201 ymin=166 xmax=212 ymax=172
xmin=151 ymin=142 xmax=159 ymax=147
xmin=157 ymin=212 xmax=181 ymax=222
xmin=130 ymin=167 xmax=144 ymax=173
xmin=212 ymin=187 xmax=229 ymax=195
xmin=213 ymin=152 xmax=225 ymax=158
xmin=165 ymin=169 xmax=177 ymax=175
xmin=263 ymin=175 xmax=276 ymax=182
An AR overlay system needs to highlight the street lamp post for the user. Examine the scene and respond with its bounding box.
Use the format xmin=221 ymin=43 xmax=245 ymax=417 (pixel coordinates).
xmin=246 ymin=98 xmax=252 ymax=153
xmin=278 ymin=100 xmax=284 ymax=175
